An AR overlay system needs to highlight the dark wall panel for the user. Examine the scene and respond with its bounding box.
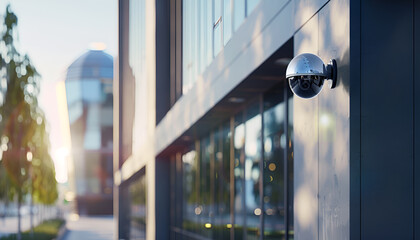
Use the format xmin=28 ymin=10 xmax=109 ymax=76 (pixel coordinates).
xmin=361 ymin=1 xmax=414 ymax=239
xmin=349 ymin=0 xmax=361 ymax=238
xmin=155 ymin=158 xmax=170 ymax=240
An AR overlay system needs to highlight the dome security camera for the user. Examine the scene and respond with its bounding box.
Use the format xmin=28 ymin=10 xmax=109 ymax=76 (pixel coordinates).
xmin=286 ymin=53 xmax=337 ymax=99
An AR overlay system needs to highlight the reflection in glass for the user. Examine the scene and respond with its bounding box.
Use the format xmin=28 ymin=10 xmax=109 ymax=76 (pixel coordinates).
xmin=200 ymin=136 xmax=212 ymax=238
xmin=287 ymin=94 xmax=294 ymax=239
xmin=233 ymin=0 xmax=245 ymax=31
xmin=233 ymin=113 xmax=245 ymax=239
xmin=182 ymin=150 xmax=198 ymax=233
xmin=214 ymin=123 xmax=232 ymax=239
xmin=129 ymin=174 xmax=147 ymax=240
xmin=65 ymin=80 xmax=82 ymax=106
xmin=214 ymin=23 xmax=223 ymax=57
xmin=81 ymin=79 xmax=103 ymax=103
xmin=174 ymin=89 xmax=293 ymax=239
xmin=84 ymin=105 xmax=101 ymax=150
xmin=244 ymin=102 xmax=261 ymax=240
xmin=263 ymin=89 xmax=286 ymax=239
xmin=224 ymin=0 xmax=232 ymax=45
xmin=206 ymin=0 xmax=213 ymax=66
xmin=182 ymin=0 xmax=261 ymax=94
xmin=246 ymin=0 xmax=260 ymax=16
xmin=214 ymin=0 xmax=222 ymax=56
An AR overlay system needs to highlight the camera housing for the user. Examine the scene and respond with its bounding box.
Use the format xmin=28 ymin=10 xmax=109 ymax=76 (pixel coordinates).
xmin=286 ymin=53 xmax=337 ymax=99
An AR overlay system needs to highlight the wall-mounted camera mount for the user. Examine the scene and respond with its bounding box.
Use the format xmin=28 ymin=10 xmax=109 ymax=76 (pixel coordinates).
xmin=286 ymin=53 xmax=337 ymax=99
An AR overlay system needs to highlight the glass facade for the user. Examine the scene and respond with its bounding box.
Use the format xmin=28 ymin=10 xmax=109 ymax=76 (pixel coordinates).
xmin=182 ymin=0 xmax=261 ymax=94
xmin=244 ymin=102 xmax=262 ymax=240
xmin=129 ymin=173 xmax=147 ymax=240
xmin=170 ymin=85 xmax=293 ymax=240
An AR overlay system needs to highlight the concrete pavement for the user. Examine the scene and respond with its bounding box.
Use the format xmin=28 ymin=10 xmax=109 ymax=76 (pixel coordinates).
xmin=62 ymin=215 xmax=114 ymax=240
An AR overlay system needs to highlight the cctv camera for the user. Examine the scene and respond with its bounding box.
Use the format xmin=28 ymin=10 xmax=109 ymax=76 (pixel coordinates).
xmin=286 ymin=53 xmax=337 ymax=99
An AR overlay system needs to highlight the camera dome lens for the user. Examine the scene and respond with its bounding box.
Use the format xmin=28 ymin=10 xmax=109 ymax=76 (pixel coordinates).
xmin=299 ymin=79 xmax=310 ymax=90
xmin=288 ymin=77 xmax=323 ymax=99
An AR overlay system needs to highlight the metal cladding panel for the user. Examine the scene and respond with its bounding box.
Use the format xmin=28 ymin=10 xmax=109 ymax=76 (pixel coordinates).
xmin=318 ymin=1 xmax=350 ymax=239
xmin=360 ymin=1 xmax=414 ymax=239
xmin=293 ymin=15 xmax=319 ymax=240
xmin=294 ymin=0 xmax=328 ymax=32
xmin=294 ymin=0 xmax=350 ymax=239
xmin=349 ymin=0 xmax=361 ymax=239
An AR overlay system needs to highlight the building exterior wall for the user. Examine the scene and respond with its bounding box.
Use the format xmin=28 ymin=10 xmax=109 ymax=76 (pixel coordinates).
xmin=115 ymin=0 xmax=420 ymax=239
xmin=355 ymin=1 xmax=419 ymax=239
xmin=115 ymin=0 xmax=156 ymax=238
xmin=293 ymin=0 xmax=350 ymax=239
xmin=115 ymin=0 xmax=349 ymax=239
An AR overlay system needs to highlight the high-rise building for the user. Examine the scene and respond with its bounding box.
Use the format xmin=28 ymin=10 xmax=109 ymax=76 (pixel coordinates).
xmin=114 ymin=0 xmax=420 ymax=239
xmin=65 ymin=49 xmax=113 ymax=215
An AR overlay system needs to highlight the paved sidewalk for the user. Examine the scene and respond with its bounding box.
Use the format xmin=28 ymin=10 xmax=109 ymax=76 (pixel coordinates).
xmin=63 ymin=215 xmax=114 ymax=240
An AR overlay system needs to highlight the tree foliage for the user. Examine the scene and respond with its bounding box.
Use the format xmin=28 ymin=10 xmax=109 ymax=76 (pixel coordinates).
xmin=0 ymin=5 xmax=57 ymax=205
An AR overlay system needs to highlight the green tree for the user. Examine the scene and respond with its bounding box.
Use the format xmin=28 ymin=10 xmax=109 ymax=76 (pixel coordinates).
xmin=0 ymin=5 xmax=57 ymax=240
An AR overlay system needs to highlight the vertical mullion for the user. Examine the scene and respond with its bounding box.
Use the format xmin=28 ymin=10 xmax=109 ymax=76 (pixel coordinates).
xmin=259 ymin=94 xmax=264 ymax=240
xmin=284 ymin=82 xmax=289 ymax=240
xmin=230 ymin=116 xmax=235 ymax=240
xmin=245 ymin=0 xmax=248 ymax=17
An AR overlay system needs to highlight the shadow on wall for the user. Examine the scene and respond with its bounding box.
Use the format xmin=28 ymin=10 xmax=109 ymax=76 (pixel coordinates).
xmin=294 ymin=0 xmax=350 ymax=239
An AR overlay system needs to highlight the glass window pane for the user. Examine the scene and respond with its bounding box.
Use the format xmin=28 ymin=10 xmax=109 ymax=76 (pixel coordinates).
xmin=263 ymin=89 xmax=286 ymax=239
xmin=81 ymin=79 xmax=102 ymax=103
xmin=214 ymin=123 xmax=232 ymax=239
xmin=84 ymin=105 xmax=101 ymax=150
xmin=65 ymin=80 xmax=82 ymax=106
xmin=182 ymin=150 xmax=199 ymax=233
xmin=214 ymin=130 xmax=222 ymax=239
xmin=246 ymin=0 xmax=260 ymax=16
xmin=233 ymin=113 xmax=244 ymax=239
xmin=214 ymin=24 xmax=223 ymax=57
xmin=200 ymin=137 xmax=212 ymax=238
xmin=224 ymin=0 xmax=232 ymax=45
xmin=183 ymin=0 xmax=191 ymax=93
xmin=68 ymin=101 xmax=83 ymax=124
xmin=129 ymin=174 xmax=147 ymax=240
xmin=287 ymin=92 xmax=294 ymax=239
xmin=233 ymin=0 xmax=245 ymax=32
xmin=199 ymin=0 xmax=207 ymax=73
xmin=214 ymin=0 xmax=222 ymax=23
xmin=206 ymin=0 xmax=213 ymax=65
xmin=244 ymin=102 xmax=262 ymax=240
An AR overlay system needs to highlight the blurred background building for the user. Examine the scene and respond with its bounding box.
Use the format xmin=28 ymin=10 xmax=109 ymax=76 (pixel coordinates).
xmin=65 ymin=49 xmax=114 ymax=215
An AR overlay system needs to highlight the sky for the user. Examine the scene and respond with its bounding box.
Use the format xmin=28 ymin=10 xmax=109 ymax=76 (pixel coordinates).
xmin=0 ymin=0 xmax=118 ymax=183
